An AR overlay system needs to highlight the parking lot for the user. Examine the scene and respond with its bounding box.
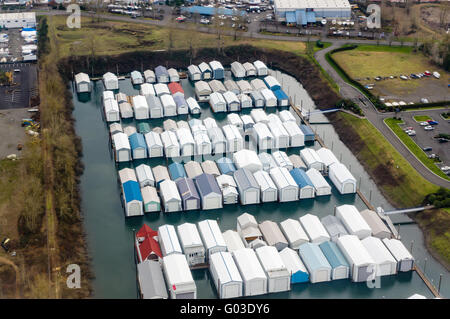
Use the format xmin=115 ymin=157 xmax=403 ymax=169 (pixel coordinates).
xmin=0 ymin=63 xmax=38 ymax=109
xmin=0 ymin=28 xmax=28 ymax=62
xmin=399 ymin=109 xmax=450 ymax=173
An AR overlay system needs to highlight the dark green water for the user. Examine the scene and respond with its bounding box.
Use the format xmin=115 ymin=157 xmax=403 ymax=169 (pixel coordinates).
xmin=72 ymin=70 xmax=448 ymax=299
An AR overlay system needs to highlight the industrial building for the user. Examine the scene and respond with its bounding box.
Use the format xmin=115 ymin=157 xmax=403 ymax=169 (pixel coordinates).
xmin=0 ymin=12 xmax=36 ymax=29
xmin=273 ymin=0 xmax=351 ymax=26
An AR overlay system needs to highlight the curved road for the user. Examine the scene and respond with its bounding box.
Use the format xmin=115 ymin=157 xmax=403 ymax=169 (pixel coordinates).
xmin=315 ymin=43 xmax=450 ymax=189
xmin=37 ymin=9 xmax=449 ymax=188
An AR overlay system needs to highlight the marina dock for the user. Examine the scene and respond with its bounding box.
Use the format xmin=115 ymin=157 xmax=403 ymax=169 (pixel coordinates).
xmin=291 ymin=103 xmax=442 ymax=299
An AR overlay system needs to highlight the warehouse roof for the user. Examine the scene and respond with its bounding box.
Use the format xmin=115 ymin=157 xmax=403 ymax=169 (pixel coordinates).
xmin=273 ymin=0 xmax=351 ymax=10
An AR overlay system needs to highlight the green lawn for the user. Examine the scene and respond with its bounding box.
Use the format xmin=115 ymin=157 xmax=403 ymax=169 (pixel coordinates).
xmin=338 ymin=113 xmax=439 ymax=207
xmin=384 ymin=118 xmax=449 ymax=180
xmin=413 ymin=115 xmax=432 ymax=122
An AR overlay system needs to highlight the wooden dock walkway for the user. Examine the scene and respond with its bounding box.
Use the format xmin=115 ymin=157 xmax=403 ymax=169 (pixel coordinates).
xmin=414 ymin=265 xmax=441 ymax=298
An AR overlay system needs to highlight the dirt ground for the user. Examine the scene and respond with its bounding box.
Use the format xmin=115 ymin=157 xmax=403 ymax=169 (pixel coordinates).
xmin=421 ymin=5 xmax=450 ymax=32
xmin=0 ymin=108 xmax=28 ymax=159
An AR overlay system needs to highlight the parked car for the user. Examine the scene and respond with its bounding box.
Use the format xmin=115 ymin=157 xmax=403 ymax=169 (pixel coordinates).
xmin=422 ymin=147 xmax=432 ymax=151
xmin=438 ymin=138 xmax=448 ymax=143
xmin=420 ymin=121 xmax=429 ymax=126
xmin=407 ymin=130 xmax=416 ymax=136
xmin=421 ymin=98 xmax=429 ymax=103
xmin=427 ymin=120 xmax=439 ymax=125
xmin=410 ymin=74 xmax=418 ymax=79
xmin=400 ymin=75 xmax=408 ymax=80
xmin=424 ymin=125 xmax=434 ymax=131
xmin=433 ymin=71 xmax=440 ymax=79
xmin=424 ymin=71 xmax=432 ymax=76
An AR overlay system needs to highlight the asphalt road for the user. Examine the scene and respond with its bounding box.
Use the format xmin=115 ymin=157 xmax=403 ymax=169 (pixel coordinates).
xmin=0 ymin=63 xmax=37 ymax=110
xmin=315 ymin=44 xmax=450 ymax=189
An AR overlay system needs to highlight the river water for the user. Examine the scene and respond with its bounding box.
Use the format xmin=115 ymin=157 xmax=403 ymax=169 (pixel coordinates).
xmin=72 ymin=69 xmax=448 ymax=299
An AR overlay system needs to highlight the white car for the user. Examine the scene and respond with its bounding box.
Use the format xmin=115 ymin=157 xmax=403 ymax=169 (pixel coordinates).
xmin=407 ymin=130 xmax=416 ymax=136
xmin=200 ymin=18 xmax=210 ymax=24
xmin=420 ymin=121 xmax=429 ymax=126
xmin=424 ymin=126 xmax=434 ymax=131
xmin=400 ymin=75 xmax=408 ymax=80
xmin=433 ymin=71 xmax=440 ymax=79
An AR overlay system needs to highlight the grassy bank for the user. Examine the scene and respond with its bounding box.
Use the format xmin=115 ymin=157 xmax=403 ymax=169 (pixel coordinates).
xmin=0 ymin=16 xmax=92 ymax=298
xmin=330 ymin=112 xmax=439 ymax=207
xmin=415 ymin=207 xmax=450 ymax=269
xmin=384 ymin=118 xmax=449 ymax=180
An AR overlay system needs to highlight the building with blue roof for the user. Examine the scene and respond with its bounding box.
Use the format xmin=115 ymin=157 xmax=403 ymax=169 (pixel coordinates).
xmin=194 ymin=173 xmax=223 ymax=210
xmin=181 ymin=6 xmax=246 ymax=17
xmin=155 ymin=65 xmax=169 ymax=83
xmin=168 ymin=162 xmax=187 ymax=181
xmin=289 ymin=168 xmax=315 ymax=199
xmin=319 ymin=241 xmax=350 ymax=280
xmin=272 ymin=89 xmax=289 ymax=107
xmin=175 ymin=177 xmax=200 ymax=211
xmin=300 ymin=124 xmax=315 ymax=142
xmin=216 ymin=157 xmax=237 ymax=176
xmin=279 ymin=247 xmax=309 ymax=284
xmin=273 ymin=0 xmax=351 ymax=25
xmin=122 ymin=180 xmax=143 ymax=217
xmin=298 ymin=242 xmax=332 ymax=283
xmin=129 ymin=133 xmax=147 ymax=159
